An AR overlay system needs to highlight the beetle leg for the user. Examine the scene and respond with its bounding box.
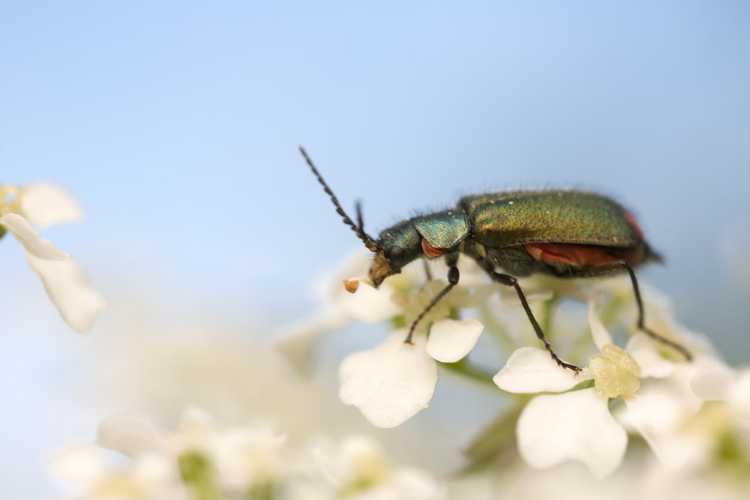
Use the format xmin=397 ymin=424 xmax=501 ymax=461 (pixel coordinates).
xmin=404 ymin=255 xmax=459 ymax=344
xmin=422 ymin=258 xmax=434 ymax=281
xmin=622 ymin=264 xmax=693 ymax=361
xmin=484 ymin=268 xmax=582 ymax=373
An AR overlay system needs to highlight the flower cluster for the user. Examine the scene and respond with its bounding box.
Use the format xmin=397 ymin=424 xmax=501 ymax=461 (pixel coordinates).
xmin=52 ymin=409 xmax=446 ymax=500
xmin=279 ymin=250 xmax=747 ymax=479
xmin=0 ymin=183 xmax=104 ymax=332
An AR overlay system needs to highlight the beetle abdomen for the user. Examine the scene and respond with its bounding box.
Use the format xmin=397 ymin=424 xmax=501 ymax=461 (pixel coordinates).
xmin=460 ymin=190 xmax=643 ymax=249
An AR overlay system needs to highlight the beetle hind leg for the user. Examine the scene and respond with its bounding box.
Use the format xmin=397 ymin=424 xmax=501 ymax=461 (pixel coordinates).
xmin=622 ymin=264 xmax=693 ymax=361
xmin=483 ymin=267 xmax=583 ymax=374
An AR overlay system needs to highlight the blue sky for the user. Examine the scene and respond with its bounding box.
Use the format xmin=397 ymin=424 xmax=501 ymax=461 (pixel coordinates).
xmin=1 ymin=2 xmax=749 ymax=496
xmin=3 ymin=1 xmax=747 ymax=334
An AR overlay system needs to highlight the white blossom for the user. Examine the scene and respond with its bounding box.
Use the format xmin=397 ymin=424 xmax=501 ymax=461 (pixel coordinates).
xmin=493 ymin=296 xmax=711 ymax=477
xmin=0 ymin=183 xmax=104 ymax=332
xmin=304 ymin=435 xmax=445 ymax=500
xmin=98 ymin=408 xmax=289 ymax=495
xmin=275 ymin=250 xmax=493 ymax=427
xmin=57 ymin=410 xmax=446 ymax=500
xmin=51 ymin=446 xmax=188 ymax=500
xmin=18 ymin=183 xmax=83 ymax=228
xmin=517 ymin=387 xmax=627 ymax=479
xmin=274 ymin=250 xmax=401 ymax=372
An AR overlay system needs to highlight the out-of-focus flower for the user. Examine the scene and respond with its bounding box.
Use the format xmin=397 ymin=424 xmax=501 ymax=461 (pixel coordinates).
xmin=450 ymin=457 xmax=749 ymax=500
xmin=97 ymin=408 xmax=289 ymax=497
xmin=297 ymin=435 xmax=446 ymax=500
xmin=493 ymin=297 xmax=715 ymax=478
xmin=0 ymin=183 xmax=104 ymax=332
xmin=54 ymin=409 xmax=445 ymax=500
xmin=274 ymin=250 xmax=401 ymax=373
xmin=616 ymin=360 xmax=750 ymax=475
xmin=51 ymin=446 xmax=189 ymax=500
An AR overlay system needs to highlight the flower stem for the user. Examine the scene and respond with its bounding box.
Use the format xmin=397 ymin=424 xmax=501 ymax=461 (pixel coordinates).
xmin=441 ymin=359 xmax=496 ymax=389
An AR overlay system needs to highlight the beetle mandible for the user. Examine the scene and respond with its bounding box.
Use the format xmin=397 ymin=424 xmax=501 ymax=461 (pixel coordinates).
xmin=299 ymin=147 xmax=691 ymax=372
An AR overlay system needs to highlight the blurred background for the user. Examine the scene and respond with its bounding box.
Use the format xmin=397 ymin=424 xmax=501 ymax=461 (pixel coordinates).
xmin=1 ymin=2 xmax=748 ymax=498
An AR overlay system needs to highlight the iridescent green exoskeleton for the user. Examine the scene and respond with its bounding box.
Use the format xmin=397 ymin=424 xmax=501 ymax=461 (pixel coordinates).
xmin=300 ymin=147 xmax=691 ymax=372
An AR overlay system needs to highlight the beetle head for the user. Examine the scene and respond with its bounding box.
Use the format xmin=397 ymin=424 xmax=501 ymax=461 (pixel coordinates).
xmin=370 ymin=220 xmax=422 ymax=287
xmin=369 ymin=250 xmax=393 ymax=287
xmin=301 ymin=147 xmax=445 ymax=287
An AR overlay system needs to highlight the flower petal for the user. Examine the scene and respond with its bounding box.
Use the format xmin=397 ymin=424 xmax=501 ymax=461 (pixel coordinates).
xmin=688 ymin=358 xmax=735 ymax=401
xmin=314 ymin=249 xmax=400 ymax=323
xmin=493 ymin=347 xmax=588 ymax=394
xmin=619 ymin=378 xmax=703 ymax=467
xmin=730 ymin=369 xmax=750 ymax=416
xmin=97 ymin=415 xmax=165 ymax=457
xmin=339 ymin=332 xmax=437 ymax=428
xmin=49 ymin=446 xmax=109 ymax=488
xmin=26 ymin=252 xmax=105 ymax=332
xmin=517 ymin=388 xmax=627 ymax=478
xmin=388 ymin=468 xmax=445 ymax=500
xmin=587 ymin=297 xmax=613 ymax=350
xmin=338 ymin=281 xmax=400 ymax=323
xmin=625 ymin=334 xmax=675 ymax=379
xmin=0 ymin=213 xmax=67 ymax=259
xmin=426 ymin=319 xmax=483 ymax=363
xmin=19 ymin=183 xmax=83 ymax=228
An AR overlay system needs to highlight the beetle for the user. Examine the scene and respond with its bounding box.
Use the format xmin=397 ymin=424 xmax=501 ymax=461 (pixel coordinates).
xmin=299 ymin=147 xmax=691 ymax=372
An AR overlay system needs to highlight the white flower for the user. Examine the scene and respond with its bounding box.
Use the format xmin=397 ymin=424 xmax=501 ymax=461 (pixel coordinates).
xmin=18 ymin=183 xmax=83 ymax=228
xmin=274 ymin=250 xmax=401 ymax=372
xmin=0 ymin=183 xmax=104 ymax=332
xmin=339 ymin=332 xmax=438 ymax=428
xmin=305 ymin=435 xmax=445 ymax=500
xmin=274 ymin=249 xmax=490 ymax=427
xmin=275 ymin=249 xmax=496 ymax=372
xmin=51 ymin=446 xmax=189 ymax=500
xmin=97 ymin=408 xmax=288 ymax=495
xmin=339 ymin=319 xmax=484 ymax=428
xmin=60 ymin=410 xmax=446 ymax=500
xmin=618 ymin=362 xmax=750 ymax=471
xmin=493 ymin=297 xmax=707 ymax=478
xmin=517 ymin=387 xmax=628 ymax=479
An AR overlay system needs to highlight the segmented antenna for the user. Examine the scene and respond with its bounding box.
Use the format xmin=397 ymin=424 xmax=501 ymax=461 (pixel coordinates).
xmin=299 ymin=146 xmax=381 ymax=253
xmin=355 ymin=199 xmax=365 ymax=233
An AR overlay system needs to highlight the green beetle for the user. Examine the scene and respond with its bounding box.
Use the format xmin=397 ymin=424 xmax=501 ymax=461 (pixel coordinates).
xmin=300 ymin=147 xmax=690 ymax=372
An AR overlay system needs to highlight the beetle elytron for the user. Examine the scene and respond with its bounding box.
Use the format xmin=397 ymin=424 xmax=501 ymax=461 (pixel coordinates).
xmin=300 ymin=147 xmax=691 ymax=372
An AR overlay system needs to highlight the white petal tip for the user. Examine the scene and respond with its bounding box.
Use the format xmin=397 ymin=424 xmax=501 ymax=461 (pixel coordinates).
xmin=494 ymin=347 xmax=586 ymax=393
xmin=426 ymin=318 xmax=483 ymax=363
xmin=339 ymin=333 xmax=437 ymax=428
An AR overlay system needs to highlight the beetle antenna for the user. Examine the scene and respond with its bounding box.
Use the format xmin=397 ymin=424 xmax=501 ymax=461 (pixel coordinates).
xmin=355 ymin=199 xmax=365 ymax=233
xmin=299 ymin=146 xmax=381 ymax=253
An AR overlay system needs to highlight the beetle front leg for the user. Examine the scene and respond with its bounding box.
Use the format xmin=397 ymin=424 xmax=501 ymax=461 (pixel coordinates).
xmin=404 ymin=254 xmax=459 ymax=344
xmin=622 ymin=263 xmax=693 ymax=361
xmin=485 ymin=269 xmax=582 ymax=374
xmin=422 ymin=258 xmax=434 ymax=281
